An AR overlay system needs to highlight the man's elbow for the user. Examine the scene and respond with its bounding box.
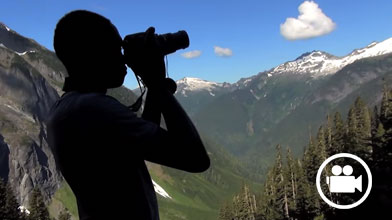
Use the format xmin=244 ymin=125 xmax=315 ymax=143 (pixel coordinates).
xmin=185 ymin=151 xmax=210 ymax=173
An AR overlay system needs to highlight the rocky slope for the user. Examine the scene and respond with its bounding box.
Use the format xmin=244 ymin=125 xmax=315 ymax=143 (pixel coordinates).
xmin=0 ymin=22 xmax=63 ymax=205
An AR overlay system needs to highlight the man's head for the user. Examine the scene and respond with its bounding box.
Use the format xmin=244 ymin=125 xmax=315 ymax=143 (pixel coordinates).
xmin=54 ymin=10 xmax=127 ymax=91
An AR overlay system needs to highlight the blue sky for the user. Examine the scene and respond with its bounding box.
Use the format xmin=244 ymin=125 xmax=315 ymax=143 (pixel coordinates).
xmin=1 ymin=0 xmax=392 ymax=89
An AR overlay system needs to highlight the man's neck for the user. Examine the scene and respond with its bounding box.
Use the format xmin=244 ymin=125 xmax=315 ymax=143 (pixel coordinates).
xmin=62 ymin=77 xmax=107 ymax=94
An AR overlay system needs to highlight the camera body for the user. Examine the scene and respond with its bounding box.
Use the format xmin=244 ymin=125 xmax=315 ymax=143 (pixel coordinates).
xmin=123 ymin=29 xmax=189 ymax=58
xmin=122 ymin=28 xmax=189 ymax=85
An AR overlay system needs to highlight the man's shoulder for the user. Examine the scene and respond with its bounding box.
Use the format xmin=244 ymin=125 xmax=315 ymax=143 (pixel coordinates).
xmin=64 ymin=92 xmax=125 ymax=109
xmin=51 ymin=91 xmax=130 ymax=120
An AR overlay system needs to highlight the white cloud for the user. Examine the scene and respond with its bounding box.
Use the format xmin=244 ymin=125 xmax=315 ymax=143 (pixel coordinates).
xmin=280 ymin=1 xmax=336 ymax=40
xmin=181 ymin=50 xmax=202 ymax=59
xmin=214 ymin=46 xmax=233 ymax=57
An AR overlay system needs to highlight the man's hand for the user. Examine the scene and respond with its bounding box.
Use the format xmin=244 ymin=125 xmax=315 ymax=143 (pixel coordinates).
xmin=124 ymin=27 xmax=166 ymax=88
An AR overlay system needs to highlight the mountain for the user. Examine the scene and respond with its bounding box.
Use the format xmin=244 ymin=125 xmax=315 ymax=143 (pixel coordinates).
xmin=0 ymin=21 xmax=64 ymax=205
xmin=0 ymin=22 xmax=259 ymax=220
xmin=190 ymin=38 xmax=392 ymax=169
xmin=174 ymin=77 xmax=235 ymax=116
xmin=271 ymin=38 xmax=392 ymax=77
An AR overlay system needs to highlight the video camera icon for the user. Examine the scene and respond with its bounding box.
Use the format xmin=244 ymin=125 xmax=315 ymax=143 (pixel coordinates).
xmin=326 ymin=165 xmax=362 ymax=193
xmin=316 ymin=153 xmax=372 ymax=209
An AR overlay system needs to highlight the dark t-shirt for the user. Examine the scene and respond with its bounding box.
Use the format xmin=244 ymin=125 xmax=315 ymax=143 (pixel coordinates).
xmin=46 ymin=91 xmax=161 ymax=220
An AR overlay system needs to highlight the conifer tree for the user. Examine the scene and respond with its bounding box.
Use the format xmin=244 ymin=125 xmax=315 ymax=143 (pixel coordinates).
xmin=236 ymin=183 xmax=256 ymax=220
xmin=0 ymin=178 xmax=25 ymax=220
xmin=346 ymin=106 xmax=358 ymax=153
xmin=285 ymin=147 xmax=297 ymax=209
xmin=372 ymin=123 xmax=386 ymax=166
xmin=259 ymin=169 xmax=279 ymax=220
xmin=28 ymin=187 xmax=50 ymax=220
xmin=325 ymin=115 xmax=334 ymax=156
xmin=354 ymin=97 xmax=372 ymax=160
xmin=218 ymin=200 xmax=233 ymax=220
xmin=5 ymin=184 xmax=24 ymax=220
xmin=332 ymin=112 xmax=345 ymax=155
xmin=293 ymin=160 xmax=312 ymax=220
xmin=58 ymin=208 xmax=72 ymax=220
xmin=259 ymin=145 xmax=287 ymax=220
xmin=380 ymin=84 xmax=391 ymax=125
xmin=273 ymin=144 xmax=288 ymax=220
xmin=0 ymin=178 xmax=7 ymax=219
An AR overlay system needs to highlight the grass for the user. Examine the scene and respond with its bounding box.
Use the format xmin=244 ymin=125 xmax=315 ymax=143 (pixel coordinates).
xmin=49 ymin=181 xmax=79 ymax=220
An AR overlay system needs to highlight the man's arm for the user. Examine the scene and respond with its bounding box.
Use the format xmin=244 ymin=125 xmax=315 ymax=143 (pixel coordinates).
xmin=142 ymin=88 xmax=161 ymax=125
xmin=141 ymin=85 xmax=210 ymax=173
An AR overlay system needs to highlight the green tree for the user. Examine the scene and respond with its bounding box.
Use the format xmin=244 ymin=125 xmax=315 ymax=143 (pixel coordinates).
xmin=0 ymin=178 xmax=25 ymax=220
xmin=293 ymin=160 xmax=312 ymax=220
xmin=58 ymin=208 xmax=72 ymax=220
xmin=231 ymin=182 xmax=257 ymax=220
xmin=331 ymin=112 xmax=345 ymax=155
xmin=380 ymin=84 xmax=391 ymax=125
xmin=285 ymin=147 xmax=296 ymax=210
xmin=259 ymin=145 xmax=288 ymax=220
xmin=354 ymin=97 xmax=372 ymax=160
xmin=0 ymin=178 xmax=7 ymax=219
xmin=5 ymin=184 xmax=24 ymax=220
xmin=259 ymin=169 xmax=279 ymax=220
xmin=28 ymin=187 xmax=50 ymax=220
xmin=325 ymin=115 xmax=333 ymax=156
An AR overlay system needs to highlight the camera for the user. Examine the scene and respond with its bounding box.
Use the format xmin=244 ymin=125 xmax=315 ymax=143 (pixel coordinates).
xmin=123 ymin=27 xmax=189 ymax=57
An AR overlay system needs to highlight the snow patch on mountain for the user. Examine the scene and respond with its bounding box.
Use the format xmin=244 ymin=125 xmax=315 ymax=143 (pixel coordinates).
xmin=177 ymin=77 xmax=223 ymax=91
xmin=18 ymin=206 xmax=30 ymax=215
xmin=250 ymin=89 xmax=260 ymax=100
xmin=152 ymin=180 xmax=172 ymax=199
xmin=272 ymin=38 xmax=392 ymax=78
xmin=0 ymin=22 xmax=11 ymax=32
xmin=15 ymin=50 xmax=36 ymax=56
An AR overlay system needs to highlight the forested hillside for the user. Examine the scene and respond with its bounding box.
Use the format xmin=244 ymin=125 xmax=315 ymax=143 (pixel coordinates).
xmin=219 ymin=86 xmax=392 ymax=220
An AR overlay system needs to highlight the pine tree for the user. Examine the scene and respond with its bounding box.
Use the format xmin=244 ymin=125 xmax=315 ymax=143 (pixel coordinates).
xmin=259 ymin=146 xmax=289 ymax=220
xmin=293 ymin=160 xmax=313 ymax=220
xmin=218 ymin=201 xmax=233 ymax=220
xmin=332 ymin=112 xmax=345 ymax=155
xmin=58 ymin=208 xmax=71 ymax=220
xmin=325 ymin=115 xmax=333 ymax=156
xmin=372 ymin=123 xmax=386 ymax=166
xmin=28 ymin=187 xmax=50 ymax=220
xmin=0 ymin=178 xmax=25 ymax=220
xmin=5 ymin=183 xmax=24 ymax=220
xmin=273 ymin=144 xmax=288 ymax=220
xmin=285 ymin=147 xmax=299 ymax=220
xmin=303 ymin=137 xmax=317 ymax=184
xmin=346 ymin=106 xmax=358 ymax=153
xmin=380 ymin=84 xmax=391 ymax=125
xmin=259 ymin=169 xmax=280 ymax=220
xmin=0 ymin=178 xmax=7 ymax=219
xmin=354 ymin=97 xmax=372 ymax=160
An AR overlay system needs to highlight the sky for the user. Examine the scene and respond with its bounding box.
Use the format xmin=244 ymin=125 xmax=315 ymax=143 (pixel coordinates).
xmin=1 ymin=0 xmax=392 ymax=89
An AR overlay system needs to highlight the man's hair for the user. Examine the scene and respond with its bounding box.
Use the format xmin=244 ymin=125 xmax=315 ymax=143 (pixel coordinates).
xmin=53 ymin=10 xmax=114 ymax=75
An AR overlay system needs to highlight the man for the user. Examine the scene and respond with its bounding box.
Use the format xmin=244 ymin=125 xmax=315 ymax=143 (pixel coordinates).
xmin=46 ymin=10 xmax=210 ymax=220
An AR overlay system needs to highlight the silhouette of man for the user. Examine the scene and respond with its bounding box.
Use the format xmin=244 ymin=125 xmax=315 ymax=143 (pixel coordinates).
xmin=46 ymin=10 xmax=210 ymax=220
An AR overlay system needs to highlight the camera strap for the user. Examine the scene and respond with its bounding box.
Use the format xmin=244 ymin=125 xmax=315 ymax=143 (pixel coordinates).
xmin=128 ymin=72 xmax=146 ymax=112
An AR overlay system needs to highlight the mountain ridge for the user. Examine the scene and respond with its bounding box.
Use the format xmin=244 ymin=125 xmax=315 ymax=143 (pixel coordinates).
xmin=174 ymin=37 xmax=392 ymax=104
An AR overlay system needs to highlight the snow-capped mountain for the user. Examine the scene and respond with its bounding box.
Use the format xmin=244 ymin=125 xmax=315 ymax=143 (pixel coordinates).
xmin=174 ymin=77 xmax=235 ymax=116
xmin=175 ymin=77 xmax=232 ymax=97
xmin=272 ymin=38 xmax=392 ymax=77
